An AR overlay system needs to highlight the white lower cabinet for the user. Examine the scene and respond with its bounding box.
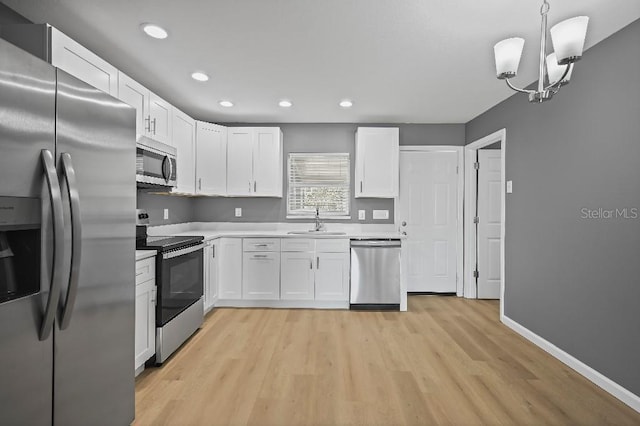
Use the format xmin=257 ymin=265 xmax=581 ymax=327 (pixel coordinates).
xmin=243 ymin=252 xmax=280 ymax=300
xmin=135 ymin=257 xmax=156 ymax=374
xmin=315 ymin=252 xmax=350 ymax=301
xmin=219 ymin=238 xmax=243 ymax=299
xmin=280 ymin=251 xmax=315 ymax=300
xmin=203 ymin=239 xmax=220 ymax=312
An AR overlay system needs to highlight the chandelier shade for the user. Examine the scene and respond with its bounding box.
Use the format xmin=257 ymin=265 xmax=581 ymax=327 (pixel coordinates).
xmin=546 ymin=53 xmax=573 ymax=86
xmin=494 ymin=37 xmax=525 ymax=79
xmin=550 ymin=16 xmax=590 ymax=65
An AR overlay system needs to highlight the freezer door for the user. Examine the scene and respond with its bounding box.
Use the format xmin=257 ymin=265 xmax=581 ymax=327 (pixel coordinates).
xmin=53 ymin=70 xmax=136 ymax=426
xmin=0 ymin=38 xmax=56 ymax=425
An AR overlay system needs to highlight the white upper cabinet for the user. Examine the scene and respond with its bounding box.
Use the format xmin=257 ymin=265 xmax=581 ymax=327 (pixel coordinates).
xmin=227 ymin=127 xmax=283 ymax=197
xmin=171 ymin=108 xmax=196 ymax=194
xmin=196 ymin=122 xmax=227 ymax=196
xmin=117 ymin=73 xmax=147 ymax=141
xmin=117 ymin=72 xmax=173 ymax=145
xmin=355 ymin=127 xmax=399 ymax=198
xmin=50 ymin=27 xmax=118 ymax=96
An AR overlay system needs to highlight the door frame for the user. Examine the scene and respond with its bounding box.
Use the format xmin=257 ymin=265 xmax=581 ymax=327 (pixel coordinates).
xmin=463 ymin=129 xmax=506 ymax=312
xmin=395 ymin=146 xmax=464 ymax=297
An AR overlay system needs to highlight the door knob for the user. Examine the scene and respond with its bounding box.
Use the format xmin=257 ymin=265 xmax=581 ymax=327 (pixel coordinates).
xmin=401 ymin=221 xmax=407 ymax=226
xmin=402 ymin=231 xmax=407 ymax=235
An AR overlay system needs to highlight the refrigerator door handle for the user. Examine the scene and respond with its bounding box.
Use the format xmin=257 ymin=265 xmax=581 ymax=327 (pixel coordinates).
xmin=39 ymin=149 xmax=64 ymax=341
xmin=59 ymin=153 xmax=82 ymax=330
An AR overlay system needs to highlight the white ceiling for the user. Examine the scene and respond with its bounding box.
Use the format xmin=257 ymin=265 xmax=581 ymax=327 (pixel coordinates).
xmin=4 ymin=0 xmax=640 ymax=123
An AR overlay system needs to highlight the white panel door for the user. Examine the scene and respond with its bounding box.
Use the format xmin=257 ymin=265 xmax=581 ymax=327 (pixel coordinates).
xmin=219 ymin=238 xmax=243 ymax=299
xmin=399 ymin=151 xmax=459 ymax=292
xmin=116 ymin=72 xmax=148 ymax=141
xmin=477 ymin=150 xmax=502 ymax=299
xmin=148 ymin=92 xmax=172 ymax=144
xmin=242 ymin=252 xmax=280 ymax=300
xmin=253 ymin=128 xmax=282 ymax=197
xmin=171 ymin=109 xmax=195 ymax=194
xmin=50 ymin=28 xmax=118 ymax=96
xmin=227 ymin=129 xmax=254 ymax=196
xmin=196 ymin=122 xmax=227 ymax=195
xmin=315 ymin=252 xmax=350 ymax=301
xmin=281 ymin=252 xmax=315 ymax=300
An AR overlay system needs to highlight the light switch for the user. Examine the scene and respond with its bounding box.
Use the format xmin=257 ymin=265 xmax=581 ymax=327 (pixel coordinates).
xmin=358 ymin=210 xmax=366 ymax=220
xmin=163 ymin=208 xmax=169 ymax=220
xmin=506 ymin=180 xmax=513 ymax=194
xmin=235 ymin=208 xmax=242 ymax=217
xmin=373 ymin=210 xmax=389 ymax=220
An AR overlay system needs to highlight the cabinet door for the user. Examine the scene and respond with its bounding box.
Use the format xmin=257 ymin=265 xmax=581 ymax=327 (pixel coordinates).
xmin=355 ymin=127 xmax=399 ymax=198
xmin=209 ymin=240 xmax=219 ymax=304
xmin=242 ymin=252 xmax=280 ymax=300
xmin=134 ymin=280 xmax=156 ymax=370
xmin=281 ymin=252 xmax=315 ymax=300
xmin=315 ymin=252 xmax=350 ymax=301
xmin=50 ymin=27 xmax=118 ymax=96
xmin=117 ymin=72 xmax=148 ymax=141
xmin=149 ymin=92 xmax=172 ymax=144
xmin=196 ymin=122 xmax=227 ymax=195
xmin=171 ymin=109 xmax=196 ymax=194
xmin=253 ymin=127 xmax=282 ymax=197
xmin=226 ymin=128 xmax=254 ymax=196
xmin=219 ymin=238 xmax=243 ymax=299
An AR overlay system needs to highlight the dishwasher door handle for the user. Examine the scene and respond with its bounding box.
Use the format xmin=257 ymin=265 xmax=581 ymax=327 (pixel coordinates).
xmin=350 ymin=240 xmax=401 ymax=248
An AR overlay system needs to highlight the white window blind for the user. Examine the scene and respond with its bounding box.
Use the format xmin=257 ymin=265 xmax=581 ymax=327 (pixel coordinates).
xmin=287 ymin=153 xmax=350 ymax=217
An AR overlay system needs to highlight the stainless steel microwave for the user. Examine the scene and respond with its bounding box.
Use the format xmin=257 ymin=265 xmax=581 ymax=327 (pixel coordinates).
xmin=136 ymin=138 xmax=177 ymax=189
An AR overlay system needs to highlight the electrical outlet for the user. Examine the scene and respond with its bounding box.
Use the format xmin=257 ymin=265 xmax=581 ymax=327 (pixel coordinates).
xmin=373 ymin=210 xmax=389 ymax=220
xmin=235 ymin=207 xmax=242 ymax=217
xmin=163 ymin=208 xmax=169 ymax=220
xmin=358 ymin=210 xmax=366 ymax=220
xmin=506 ymin=180 xmax=513 ymax=193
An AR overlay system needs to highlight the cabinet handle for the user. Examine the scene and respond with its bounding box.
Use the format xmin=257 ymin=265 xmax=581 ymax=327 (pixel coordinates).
xmin=317 ymin=256 xmax=320 ymax=269
xmin=310 ymin=259 xmax=313 ymax=270
xmin=152 ymin=118 xmax=157 ymax=135
xmin=254 ymin=181 xmax=257 ymax=192
xmin=249 ymin=180 xmax=251 ymax=193
xmin=360 ymin=181 xmax=363 ymax=193
xmin=199 ymin=178 xmax=202 ymax=190
xmin=144 ymin=116 xmax=151 ymax=133
xmin=212 ymin=245 xmax=215 ymax=258
xmin=253 ymin=254 xmax=268 ymax=258
xmin=151 ymin=288 xmax=157 ymax=304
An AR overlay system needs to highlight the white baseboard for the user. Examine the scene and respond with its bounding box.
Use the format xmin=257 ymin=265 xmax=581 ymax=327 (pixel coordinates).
xmin=501 ymin=314 xmax=640 ymax=413
xmin=216 ymin=299 xmax=350 ymax=310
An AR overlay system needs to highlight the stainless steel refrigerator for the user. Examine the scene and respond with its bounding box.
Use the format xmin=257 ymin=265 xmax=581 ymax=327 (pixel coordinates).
xmin=0 ymin=37 xmax=136 ymax=425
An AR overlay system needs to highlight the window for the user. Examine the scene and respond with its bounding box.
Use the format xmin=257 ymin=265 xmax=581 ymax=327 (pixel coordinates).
xmin=287 ymin=153 xmax=350 ymax=218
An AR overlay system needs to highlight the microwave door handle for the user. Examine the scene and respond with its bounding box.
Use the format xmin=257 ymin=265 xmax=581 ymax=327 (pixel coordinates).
xmin=59 ymin=153 xmax=82 ymax=330
xmin=39 ymin=150 xmax=64 ymax=341
xmin=168 ymin=156 xmax=174 ymax=182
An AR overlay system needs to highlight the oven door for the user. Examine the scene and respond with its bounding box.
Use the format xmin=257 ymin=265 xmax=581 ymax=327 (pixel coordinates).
xmin=157 ymin=244 xmax=203 ymax=326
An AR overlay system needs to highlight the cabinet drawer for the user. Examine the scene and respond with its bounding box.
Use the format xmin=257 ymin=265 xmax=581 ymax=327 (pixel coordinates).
xmin=135 ymin=257 xmax=155 ymax=285
xmin=243 ymin=238 xmax=281 ymax=252
xmin=316 ymin=239 xmax=350 ymax=253
xmin=281 ymin=238 xmax=315 ymax=252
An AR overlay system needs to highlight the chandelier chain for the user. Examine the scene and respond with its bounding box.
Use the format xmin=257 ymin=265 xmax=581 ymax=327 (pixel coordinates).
xmin=540 ymin=0 xmax=550 ymax=16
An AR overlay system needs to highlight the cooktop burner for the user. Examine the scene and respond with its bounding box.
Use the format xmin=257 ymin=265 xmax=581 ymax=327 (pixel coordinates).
xmin=137 ymin=235 xmax=204 ymax=252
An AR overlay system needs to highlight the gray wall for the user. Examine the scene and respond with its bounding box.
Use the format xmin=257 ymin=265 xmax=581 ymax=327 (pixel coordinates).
xmin=194 ymin=123 xmax=464 ymax=223
xmin=136 ymin=192 xmax=195 ymax=226
xmin=0 ymin=2 xmax=30 ymax=24
xmin=466 ymin=19 xmax=640 ymax=396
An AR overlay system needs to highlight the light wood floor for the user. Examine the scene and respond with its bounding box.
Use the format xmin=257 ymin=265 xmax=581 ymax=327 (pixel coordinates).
xmin=134 ymin=296 xmax=640 ymax=426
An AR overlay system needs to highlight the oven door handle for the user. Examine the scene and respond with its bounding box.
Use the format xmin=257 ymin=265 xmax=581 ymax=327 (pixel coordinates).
xmin=162 ymin=243 xmax=204 ymax=260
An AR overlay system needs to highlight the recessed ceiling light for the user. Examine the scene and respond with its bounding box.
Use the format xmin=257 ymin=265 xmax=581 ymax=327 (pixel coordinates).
xmin=219 ymin=100 xmax=234 ymax=108
xmin=279 ymin=100 xmax=293 ymax=108
xmin=339 ymin=99 xmax=353 ymax=108
xmin=191 ymin=72 xmax=209 ymax=82
xmin=141 ymin=23 xmax=168 ymax=39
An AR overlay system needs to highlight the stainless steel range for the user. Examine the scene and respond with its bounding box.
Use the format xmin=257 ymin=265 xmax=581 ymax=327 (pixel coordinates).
xmin=136 ymin=212 xmax=204 ymax=364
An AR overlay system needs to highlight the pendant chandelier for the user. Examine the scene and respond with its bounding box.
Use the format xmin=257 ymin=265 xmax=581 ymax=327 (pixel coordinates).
xmin=493 ymin=1 xmax=589 ymax=103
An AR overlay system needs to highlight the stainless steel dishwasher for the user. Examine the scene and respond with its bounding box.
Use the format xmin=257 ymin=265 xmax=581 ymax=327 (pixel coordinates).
xmin=350 ymin=239 xmax=401 ymax=310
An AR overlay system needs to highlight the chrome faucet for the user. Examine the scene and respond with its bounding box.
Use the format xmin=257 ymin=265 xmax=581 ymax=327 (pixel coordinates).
xmin=314 ymin=207 xmax=325 ymax=231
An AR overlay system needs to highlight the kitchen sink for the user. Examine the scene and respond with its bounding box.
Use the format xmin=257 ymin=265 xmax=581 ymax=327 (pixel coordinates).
xmin=287 ymin=230 xmax=347 ymax=235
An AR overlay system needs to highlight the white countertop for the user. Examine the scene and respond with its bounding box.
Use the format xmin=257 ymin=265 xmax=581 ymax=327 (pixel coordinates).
xmin=135 ymin=250 xmax=156 ymax=261
xmin=146 ymin=222 xmax=405 ymax=242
